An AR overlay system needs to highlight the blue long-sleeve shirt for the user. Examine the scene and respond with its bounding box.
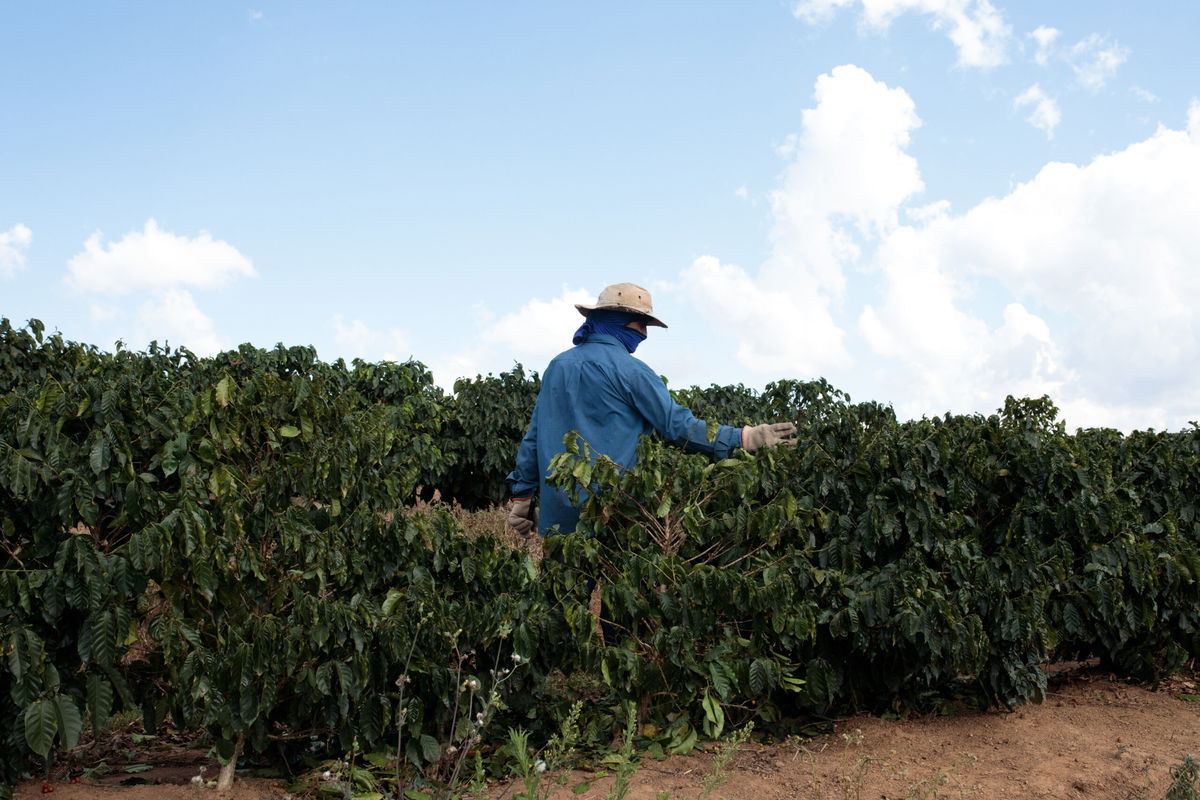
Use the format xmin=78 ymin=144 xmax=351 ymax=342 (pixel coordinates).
xmin=506 ymin=333 xmax=743 ymax=535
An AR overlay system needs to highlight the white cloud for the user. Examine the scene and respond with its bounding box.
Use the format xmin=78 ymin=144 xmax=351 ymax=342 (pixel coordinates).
xmin=734 ymin=186 xmax=749 ymax=200
xmin=248 ymin=9 xmax=264 ymax=21
xmin=767 ymin=65 xmax=922 ymax=294
xmin=1131 ymin=86 xmax=1159 ymax=104
xmin=89 ymin=303 xmax=118 ymax=324
xmin=64 ymin=220 xmax=254 ymax=357
xmin=1068 ymin=34 xmax=1129 ymax=92
xmin=67 ymin=219 xmax=256 ymax=295
xmin=1013 ymin=84 xmax=1061 ymax=138
xmin=682 ymin=255 xmax=850 ymax=375
xmin=488 ymin=288 xmax=595 ymax=365
xmin=331 ymin=314 xmax=412 ymax=362
xmin=424 ymin=286 xmax=594 ymax=390
xmin=858 ymin=211 xmax=1071 ymax=416
xmin=861 ymin=100 xmax=1200 ymax=428
xmin=134 ymin=290 xmax=223 ymax=356
xmin=0 ymin=223 xmax=32 ymax=278
xmin=1028 ymin=25 xmax=1059 ymax=66
xmin=685 ymin=65 xmax=919 ymax=379
xmin=686 ymin=59 xmax=1200 ymax=430
xmin=794 ymin=0 xmax=1011 ymax=68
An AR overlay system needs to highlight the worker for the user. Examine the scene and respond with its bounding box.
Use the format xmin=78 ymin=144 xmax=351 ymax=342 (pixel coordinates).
xmin=506 ymin=282 xmax=797 ymax=537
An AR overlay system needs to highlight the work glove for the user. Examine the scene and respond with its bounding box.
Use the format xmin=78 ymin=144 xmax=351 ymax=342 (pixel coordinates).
xmin=741 ymin=422 xmax=798 ymax=453
xmin=507 ymin=496 xmax=537 ymax=536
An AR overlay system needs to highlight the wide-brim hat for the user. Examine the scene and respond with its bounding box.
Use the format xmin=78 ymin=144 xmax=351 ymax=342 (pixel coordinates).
xmin=574 ymin=282 xmax=668 ymax=328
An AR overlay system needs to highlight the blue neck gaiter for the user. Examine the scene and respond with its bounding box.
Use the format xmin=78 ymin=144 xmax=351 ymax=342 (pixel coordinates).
xmin=573 ymin=310 xmax=647 ymax=353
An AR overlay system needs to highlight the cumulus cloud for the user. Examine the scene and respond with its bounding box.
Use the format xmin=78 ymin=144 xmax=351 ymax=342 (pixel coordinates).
xmin=682 ymin=59 xmax=1200 ymax=430
xmin=487 ymin=288 xmax=595 ymax=365
xmin=425 ymin=286 xmax=594 ymax=390
xmin=134 ymin=290 xmax=223 ymax=356
xmin=1013 ymin=84 xmax=1061 ymax=138
xmin=1028 ymin=25 xmax=1060 ymax=66
xmin=64 ymin=219 xmax=255 ymax=355
xmin=1068 ymin=33 xmax=1129 ymax=92
xmin=860 ymin=100 xmax=1200 ymax=428
xmin=794 ymin=0 xmax=1011 ymax=68
xmin=685 ymin=65 xmax=920 ymax=378
xmin=858 ymin=210 xmax=1071 ymax=417
xmin=766 ymin=64 xmax=922 ymax=302
xmin=0 ymin=224 xmax=32 ymax=278
xmin=682 ymin=256 xmax=850 ymax=375
xmin=331 ymin=314 xmax=412 ymax=362
xmin=67 ymin=219 xmax=256 ymax=295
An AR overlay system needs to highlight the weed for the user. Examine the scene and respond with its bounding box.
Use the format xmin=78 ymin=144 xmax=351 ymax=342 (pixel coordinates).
xmin=784 ymin=733 xmax=809 ymax=761
xmin=1166 ymin=754 xmax=1199 ymax=800
xmin=604 ymin=703 xmax=640 ymax=800
xmin=841 ymin=727 xmax=864 ymax=748
xmin=442 ymin=647 xmax=528 ymax=797
xmin=505 ymin=700 xmax=584 ymax=800
xmin=897 ymin=754 xmax=977 ymax=799
xmin=507 ymin=728 xmax=542 ymax=800
xmin=698 ymin=722 xmax=754 ymax=800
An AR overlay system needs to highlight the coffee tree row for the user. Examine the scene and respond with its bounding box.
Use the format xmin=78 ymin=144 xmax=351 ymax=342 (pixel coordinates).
xmin=549 ymin=390 xmax=1200 ymax=730
xmin=0 ymin=320 xmax=547 ymax=795
xmin=2 ymin=318 xmax=1198 ymax=796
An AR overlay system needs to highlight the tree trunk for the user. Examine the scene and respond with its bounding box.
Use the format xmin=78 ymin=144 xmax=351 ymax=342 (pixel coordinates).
xmin=216 ymin=733 xmax=244 ymax=792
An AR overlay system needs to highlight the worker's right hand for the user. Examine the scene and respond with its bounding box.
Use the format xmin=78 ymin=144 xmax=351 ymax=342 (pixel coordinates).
xmin=507 ymin=496 xmax=537 ymax=536
xmin=741 ymin=422 xmax=798 ymax=452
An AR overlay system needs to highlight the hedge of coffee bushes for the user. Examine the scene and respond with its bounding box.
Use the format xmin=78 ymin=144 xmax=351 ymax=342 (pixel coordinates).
xmin=1 ymin=318 xmax=1197 ymax=796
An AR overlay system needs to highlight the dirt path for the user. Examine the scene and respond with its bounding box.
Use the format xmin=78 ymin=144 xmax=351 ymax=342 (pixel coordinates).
xmin=16 ymin=671 xmax=1200 ymax=800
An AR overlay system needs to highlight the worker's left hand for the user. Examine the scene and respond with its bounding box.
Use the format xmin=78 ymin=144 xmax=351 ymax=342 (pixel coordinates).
xmin=742 ymin=422 xmax=798 ymax=452
xmin=507 ymin=496 xmax=538 ymax=536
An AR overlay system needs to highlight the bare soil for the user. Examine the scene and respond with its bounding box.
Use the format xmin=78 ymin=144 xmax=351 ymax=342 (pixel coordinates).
xmin=16 ymin=667 xmax=1200 ymax=800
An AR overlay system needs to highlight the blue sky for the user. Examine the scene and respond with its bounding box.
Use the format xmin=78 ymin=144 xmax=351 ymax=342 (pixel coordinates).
xmin=3 ymin=1 xmax=1199 ymax=431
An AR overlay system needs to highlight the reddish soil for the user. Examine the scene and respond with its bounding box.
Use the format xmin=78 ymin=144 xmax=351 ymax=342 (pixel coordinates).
xmin=16 ymin=669 xmax=1200 ymax=800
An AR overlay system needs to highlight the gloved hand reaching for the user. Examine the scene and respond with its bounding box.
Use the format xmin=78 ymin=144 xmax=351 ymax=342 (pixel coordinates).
xmin=507 ymin=496 xmax=537 ymax=536
xmin=741 ymin=422 xmax=798 ymax=452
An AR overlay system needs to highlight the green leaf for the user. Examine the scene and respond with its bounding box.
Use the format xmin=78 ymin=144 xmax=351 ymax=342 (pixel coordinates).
xmin=87 ymin=674 xmax=115 ymax=733
xmin=193 ymin=560 xmax=217 ymax=601
xmin=749 ymin=659 xmax=768 ymax=695
xmin=55 ymin=695 xmax=83 ymax=750
xmin=381 ymin=588 xmax=403 ymax=617
xmin=89 ymin=611 xmax=117 ymax=666
xmin=24 ymin=699 xmax=58 ymax=757
xmin=701 ymin=689 xmax=725 ymax=738
xmin=667 ymin=724 xmax=697 ymax=755
xmin=419 ymin=734 xmax=439 ymax=763
xmin=89 ymin=435 xmax=111 ymax=475
xmin=572 ymin=782 xmax=593 ymax=794
xmin=708 ymin=661 xmax=732 ymax=701
xmin=279 ymin=425 xmax=301 ymax=438
xmin=7 ymin=630 xmax=28 ymax=692
xmin=215 ymin=375 xmax=232 ymax=407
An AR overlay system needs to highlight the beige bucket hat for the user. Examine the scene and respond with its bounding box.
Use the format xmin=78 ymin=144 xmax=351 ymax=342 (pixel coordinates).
xmin=575 ymin=282 xmax=668 ymax=328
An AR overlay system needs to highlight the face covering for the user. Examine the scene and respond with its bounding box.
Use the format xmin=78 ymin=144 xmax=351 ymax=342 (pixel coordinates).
xmin=572 ymin=309 xmax=647 ymax=353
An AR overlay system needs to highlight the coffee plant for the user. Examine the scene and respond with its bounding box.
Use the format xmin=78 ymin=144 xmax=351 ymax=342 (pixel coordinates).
xmin=433 ymin=365 xmax=541 ymax=508
xmin=2 ymin=317 xmax=1199 ymax=797
xmin=546 ymin=385 xmax=1200 ymax=728
xmin=0 ymin=321 xmax=545 ymax=796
